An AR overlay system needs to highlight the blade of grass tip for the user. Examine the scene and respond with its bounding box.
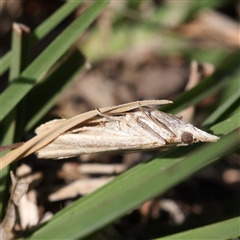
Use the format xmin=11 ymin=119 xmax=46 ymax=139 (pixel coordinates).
xmin=156 ymin=216 xmax=240 ymax=240
xmin=9 ymin=24 xmax=30 ymax=81
xmin=161 ymin=51 xmax=240 ymax=114
xmin=0 ymin=0 xmax=109 ymax=122
xmin=1 ymin=22 xmax=30 ymax=150
xmin=7 ymin=23 xmax=30 ymax=143
xmin=13 ymin=24 xmax=33 ymax=140
xmin=0 ymin=0 xmax=84 ymax=75
xmin=0 ymin=23 xmax=30 ymax=221
xmin=26 ymin=131 xmax=239 ymax=240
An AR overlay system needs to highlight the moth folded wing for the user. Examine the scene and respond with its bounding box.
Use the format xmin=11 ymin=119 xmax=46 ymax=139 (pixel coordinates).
xmin=35 ymin=131 xmax=162 ymax=159
xmin=35 ymin=133 xmax=86 ymax=159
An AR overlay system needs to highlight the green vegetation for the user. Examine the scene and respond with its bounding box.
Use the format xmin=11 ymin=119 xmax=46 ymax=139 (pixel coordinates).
xmin=0 ymin=1 xmax=239 ymax=239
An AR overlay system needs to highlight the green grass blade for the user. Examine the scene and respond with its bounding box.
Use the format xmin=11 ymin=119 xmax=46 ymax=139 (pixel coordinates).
xmin=151 ymin=0 xmax=226 ymax=27
xmin=0 ymin=1 xmax=83 ymax=75
xmin=24 ymin=50 xmax=85 ymax=131
xmin=156 ymin=216 xmax=240 ymax=240
xmin=1 ymin=23 xmax=30 ymax=144
xmin=25 ymin=122 xmax=239 ymax=239
xmin=183 ymin=0 xmax=227 ymax=21
xmin=9 ymin=24 xmax=31 ymax=140
xmin=202 ymin=87 xmax=240 ymax=127
xmin=0 ymin=0 xmax=109 ymax=121
xmin=210 ymin=112 xmax=240 ymax=135
xmin=0 ymin=166 xmax=10 ymax=222
xmin=0 ymin=23 xmax=30 ymax=221
xmin=29 ymin=1 xmax=84 ymax=44
xmin=9 ymin=24 xmax=30 ymax=81
xmin=161 ymin=51 xmax=240 ymax=114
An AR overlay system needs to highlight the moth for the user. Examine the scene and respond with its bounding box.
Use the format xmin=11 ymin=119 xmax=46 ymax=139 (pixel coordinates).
xmin=35 ymin=100 xmax=219 ymax=159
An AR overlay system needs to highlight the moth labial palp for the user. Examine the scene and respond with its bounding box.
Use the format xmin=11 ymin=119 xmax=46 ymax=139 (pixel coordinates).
xmin=181 ymin=132 xmax=194 ymax=144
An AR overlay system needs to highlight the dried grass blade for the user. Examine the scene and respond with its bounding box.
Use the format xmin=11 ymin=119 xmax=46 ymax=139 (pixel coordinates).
xmin=0 ymin=100 xmax=171 ymax=169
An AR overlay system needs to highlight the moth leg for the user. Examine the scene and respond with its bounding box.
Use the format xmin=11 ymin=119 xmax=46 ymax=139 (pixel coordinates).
xmin=137 ymin=101 xmax=155 ymax=122
xmin=95 ymin=108 xmax=127 ymax=131
xmin=138 ymin=103 xmax=177 ymax=138
xmin=127 ymin=113 xmax=166 ymax=144
xmin=149 ymin=112 xmax=177 ymax=137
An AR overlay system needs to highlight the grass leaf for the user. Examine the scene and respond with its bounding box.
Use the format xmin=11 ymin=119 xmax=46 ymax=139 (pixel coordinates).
xmin=0 ymin=0 xmax=109 ymax=121
xmin=161 ymin=51 xmax=240 ymax=114
xmin=157 ymin=216 xmax=240 ymax=240
xmin=0 ymin=1 xmax=83 ymax=75
xmin=0 ymin=23 xmax=30 ymax=221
